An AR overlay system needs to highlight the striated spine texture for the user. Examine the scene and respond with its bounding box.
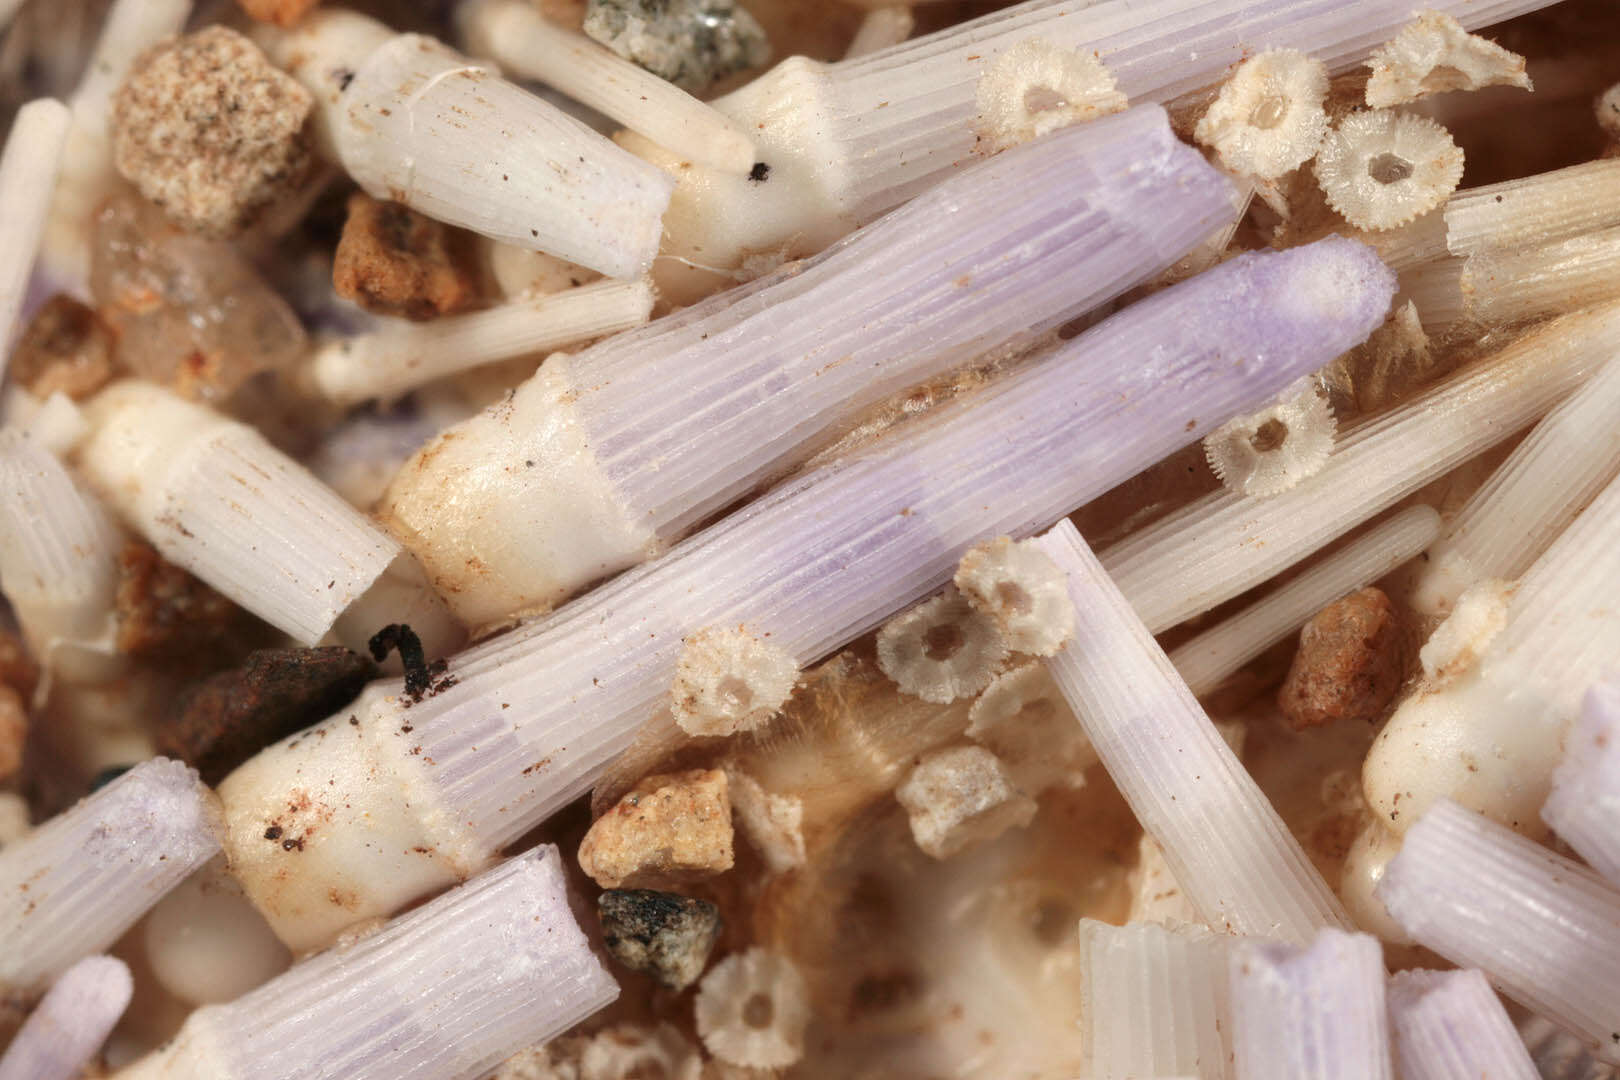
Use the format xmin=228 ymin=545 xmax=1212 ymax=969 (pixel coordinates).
xmin=1038 ymin=519 xmax=1352 ymax=944
xmin=1542 ymin=680 xmax=1620 ymax=890
xmin=118 ymin=846 xmax=617 ymax=1080
xmin=1386 ymin=968 xmax=1539 ymax=1080
xmin=1379 ymin=800 xmax=1620 ymax=1066
xmin=0 ymin=759 xmax=220 ymax=996
xmin=381 ymin=105 xmax=1241 ymax=627
xmin=221 ymin=236 xmax=1391 ymax=950
xmin=1228 ymin=929 xmax=1391 ymax=1080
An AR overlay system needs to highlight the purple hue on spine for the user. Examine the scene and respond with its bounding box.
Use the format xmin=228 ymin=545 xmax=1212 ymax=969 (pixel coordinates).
xmin=1543 ymin=679 xmax=1620 ymax=888
xmin=408 ymin=236 xmax=1395 ymax=849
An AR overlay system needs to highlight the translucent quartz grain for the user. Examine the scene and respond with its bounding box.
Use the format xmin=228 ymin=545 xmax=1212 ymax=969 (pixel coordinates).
xmin=0 ymin=100 xmax=71 ymax=378
xmin=380 ymin=105 xmax=1240 ymax=628
xmin=1169 ymin=505 xmax=1439 ymax=696
xmin=1079 ymin=919 xmax=1236 ymax=1080
xmin=1542 ymin=681 xmax=1620 ymax=889
xmin=0 ymin=956 xmax=132 ymax=1080
xmin=1380 ymin=800 xmax=1620 ymax=1066
xmin=1386 ymin=968 xmax=1539 ymax=1080
xmin=1365 ymin=445 xmax=1620 ymax=838
xmin=259 ymin=10 xmax=673 ymax=279
xmin=1037 ymin=519 xmax=1351 ymax=943
xmin=1104 ymin=303 xmax=1620 ymax=634
xmin=88 ymin=195 xmax=308 ymax=401
xmin=117 ymin=846 xmax=616 ymax=1080
xmin=219 ymin=237 xmax=1391 ymax=951
xmin=1228 ymin=929 xmax=1392 ymax=1080
xmin=1412 ymin=335 xmax=1620 ymax=615
xmin=0 ymin=758 xmax=220 ymax=996
xmin=638 ymin=0 xmax=1559 ymax=287
xmin=0 ymin=427 xmax=123 ymax=682
xmin=39 ymin=0 xmax=192 ymax=291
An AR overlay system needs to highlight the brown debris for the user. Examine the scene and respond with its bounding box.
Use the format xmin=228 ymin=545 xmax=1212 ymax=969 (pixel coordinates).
xmin=236 ymin=0 xmax=323 ymax=26
xmin=1278 ymin=587 xmax=1404 ymax=730
xmin=0 ymin=631 xmax=40 ymax=705
xmin=8 ymin=295 xmax=118 ymax=401
xmin=0 ymin=687 xmax=26 ymax=782
xmin=115 ymin=542 xmax=249 ymax=663
xmin=332 ymin=194 xmax=480 ymax=321
xmin=111 ymin=27 xmax=314 ymax=236
xmin=578 ymin=768 xmax=735 ymax=889
xmin=158 ymin=646 xmax=377 ymax=784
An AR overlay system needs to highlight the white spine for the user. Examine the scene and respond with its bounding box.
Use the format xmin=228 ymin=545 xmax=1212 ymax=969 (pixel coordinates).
xmin=1228 ymin=929 xmax=1392 ymax=1080
xmin=1542 ymin=681 xmax=1620 ymax=889
xmin=1386 ymin=968 xmax=1540 ymax=1080
xmin=1366 ymin=452 xmax=1620 ymax=837
xmin=76 ymin=381 xmax=403 ymax=645
xmin=0 ymin=956 xmax=132 ymax=1080
xmin=1414 ymin=345 xmax=1620 ymax=615
xmin=845 ymin=7 xmax=916 ymax=58
xmin=382 ymin=107 xmax=1241 ymax=626
xmin=0 ymin=428 xmax=123 ymax=680
xmin=0 ymin=759 xmax=221 ymax=996
xmin=460 ymin=0 xmax=756 ymax=173
xmin=1379 ymin=799 xmax=1620 ymax=1066
xmin=119 ymin=846 xmax=617 ymax=1080
xmin=1036 ymin=520 xmax=1351 ymax=943
xmin=648 ymin=0 xmax=1558 ymax=275
xmin=1462 ymin=227 xmax=1620 ymax=329
xmin=309 ymin=279 xmax=656 ymax=406
xmin=1079 ymin=919 xmax=1236 ymax=1080
xmin=0 ymin=100 xmax=71 ymax=367
xmin=264 ymin=11 xmax=674 ymax=279
xmin=226 ymin=239 xmax=1387 ymax=950
xmin=1445 ymin=159 xmax=1620 ymax=259
xmin=1104 ymin=304 xmax=1620 ymax=633
xmin=1170 ymin=505 xmax=1438 ymax=695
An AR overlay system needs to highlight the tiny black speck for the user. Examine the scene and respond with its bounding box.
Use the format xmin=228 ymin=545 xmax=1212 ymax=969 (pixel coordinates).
xmin=748 ymin=162 xmax=771 ymax=183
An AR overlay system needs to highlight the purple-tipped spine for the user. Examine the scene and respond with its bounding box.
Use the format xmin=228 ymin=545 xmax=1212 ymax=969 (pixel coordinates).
xmin=1380 ymin=799 xmax=1620 ymax=1065
xmin=1387 ymin=969 xmax=1539 ymax=1080
xmin=0 ymin=956 xmax=133 ymax=1080
xmin=1543 ymin=680 xmax=1620 ymax=888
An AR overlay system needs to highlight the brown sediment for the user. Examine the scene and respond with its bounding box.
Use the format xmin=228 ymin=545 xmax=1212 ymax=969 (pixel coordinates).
xmin=332 ymin=194 xmax=481 ymax=321
xmin=9 ymin=296 xmax=118 ymax=401
xmin=157 ymin=646 xmax=376 ymax=785
xmin=1277 ymin=586 xmax=1405 ymax=730
xmin=115 ymin=542 xmax=262 ymax=666
xmin=236 ymin=0 xmax=323 ymax=26
xmin=579 ymin=768 xmax=735 ymax=889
